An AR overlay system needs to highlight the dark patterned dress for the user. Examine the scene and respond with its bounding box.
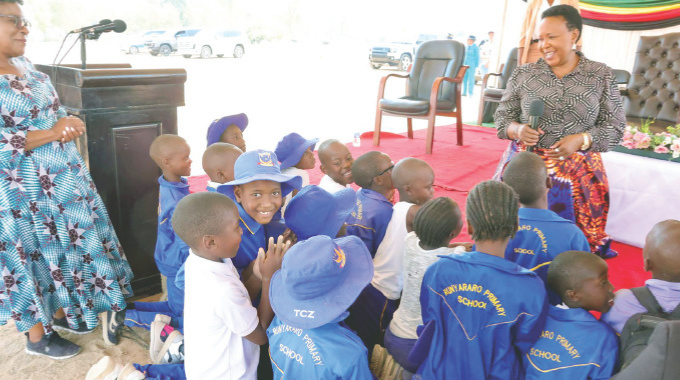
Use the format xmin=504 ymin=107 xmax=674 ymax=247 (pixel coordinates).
xmin=494 ymin=52 xmax=626 ymax=256
xmin=0 ymin=57 xmax=134 ymax=334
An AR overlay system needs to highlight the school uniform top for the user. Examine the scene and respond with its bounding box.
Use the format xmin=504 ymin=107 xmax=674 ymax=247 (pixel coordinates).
xmin=506 ymin=208 xmax=590 ymax=304
xmin=523 ymin=305 xmax=619 ymax=380
xmin=206 ymin=181 xmax=237 ymax=202
xmin=155 ymin=175 xmax=191 ymax=277
xmin=281 ymin=167 xmax=309 ymax=217
xmin=602 ymin=279 xmax=680 ymax=333
xmin=418 ymin=250 xmax=549 ymax=380
xmin=267 ymin=315 xmax=373 ymax=380
xmin=372 ymin=201 xmax=413 ymax=300
xmin=233 ymin=202 xmax=267 ymax=273
xmin=345 ymin=189 xmax=393 ymax=257
xmin=318 ymin=174 xmax=351 ymax=194
xmin=389 ymin=232 xmax=457 ymax=339
xmin=183 ymin=252 xmax=259 ymax=380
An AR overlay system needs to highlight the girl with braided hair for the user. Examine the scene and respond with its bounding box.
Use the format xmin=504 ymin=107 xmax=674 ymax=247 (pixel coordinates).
xmin=416 ymin=181 xmax=549 ymax=379
xmin=375 ymin=197 xmax=465 ymax=377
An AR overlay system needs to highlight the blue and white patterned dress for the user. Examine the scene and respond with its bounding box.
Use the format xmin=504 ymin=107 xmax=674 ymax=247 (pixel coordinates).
xmin=0 ymin=57 xmax=134 ymax=334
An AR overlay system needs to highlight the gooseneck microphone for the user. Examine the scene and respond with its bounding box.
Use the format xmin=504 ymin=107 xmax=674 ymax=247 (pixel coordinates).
xmin=527 ymin=99 xmax=544 ymax=152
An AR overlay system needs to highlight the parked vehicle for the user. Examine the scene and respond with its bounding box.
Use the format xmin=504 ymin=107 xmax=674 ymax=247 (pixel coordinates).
xmin=120 ymin=30 xmax=161 ymax=54
xmin=369 ymin=34 xmax=445 ymax=71
xmin=145 ymin=29 xmax=200 ymax=56
xmin=177 ymin=29 xmax=247 ymax=59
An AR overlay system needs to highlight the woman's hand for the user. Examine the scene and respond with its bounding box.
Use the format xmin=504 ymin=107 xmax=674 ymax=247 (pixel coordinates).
xmin=52 ymin=116 xmax=85 ymax=143
xmin=545 ymin=134 xmax=585 ymax=161
xmin=515 ymin=123 xmax=544 ymax=146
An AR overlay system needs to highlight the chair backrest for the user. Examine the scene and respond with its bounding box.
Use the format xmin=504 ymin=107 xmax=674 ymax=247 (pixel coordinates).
xmin=498 ymin=47 xmax=519 ymax=89
xmin=407 ymin=40 xmax=465 ymax=102
xmin=624 ymin=32 xmax=680 ymax=124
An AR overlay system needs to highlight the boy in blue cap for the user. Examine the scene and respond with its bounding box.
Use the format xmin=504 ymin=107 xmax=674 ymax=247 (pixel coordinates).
xmin=416 ymin=180 xmax=548 ymax=379
xmin=522 ymin=250 xmax=618 ymax=379
xmin=502 ymin=152 xmax=590 ymax=304
xmin=285 ymin=185 xmax=356 ymax=241
xmin=206 ymin=113 xmax=248 ymax=151
xmin=202 ymin=142 xmax=243 ymax=194
xmin=220 ymin=150 xmax=301 ymax=299
xmin=274 ymin=132 xmax=318 ymax=216
xmin=267 ymin=235 xmax=374 ymax=379
xmin=101 ymin=134 xmax=192 ymax=344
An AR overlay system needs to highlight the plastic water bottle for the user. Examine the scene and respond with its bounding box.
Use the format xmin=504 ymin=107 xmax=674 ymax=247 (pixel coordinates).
xmin=353 ymin=133 xmax=361 ymax=147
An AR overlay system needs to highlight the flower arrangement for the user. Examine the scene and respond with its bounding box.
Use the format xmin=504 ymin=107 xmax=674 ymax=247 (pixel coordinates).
xmin=621 ymin=119 xmax=680 ymax=159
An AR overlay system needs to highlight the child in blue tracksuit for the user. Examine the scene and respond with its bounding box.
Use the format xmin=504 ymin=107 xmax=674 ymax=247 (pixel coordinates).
xmin=202 ymin=142 xmax=243 ymax=193
xmin=523 ymin=250 xmax=618 ymax=379
xmin=415 ymin=180 xmax=549 ymax=379
xmin=101 ymin=135 xmax=192 ymax=344
xmin=344 ymin=151 xmax=395 ymax=356
xmin=206 ymin=113 xmax=248 ymax=151
xmin=267 ymin=235 xmax=374 ymax=379
xmin=502 ymin=152 xmax=590 ymax=304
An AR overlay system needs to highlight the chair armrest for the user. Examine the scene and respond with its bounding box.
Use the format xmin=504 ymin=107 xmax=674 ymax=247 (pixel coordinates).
xmin=429 ymin=66 xmax=468 ymax=104
xmin=612 ymin=69 xmax=631 ymax=85
xmin=377 ymin=73 xmax=410 ymax=100
xmin=482 ymin=72 xmax=502 ymax=90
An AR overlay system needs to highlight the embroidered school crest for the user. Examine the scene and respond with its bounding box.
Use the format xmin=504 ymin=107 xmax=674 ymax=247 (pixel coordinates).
xmin=258 ymin=152 xmax=274 ymax=167
xmin=333 ymin=248 xmax=346 ymax=268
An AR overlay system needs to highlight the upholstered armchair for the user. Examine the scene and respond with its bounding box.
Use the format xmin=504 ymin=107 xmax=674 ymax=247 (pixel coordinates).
xmin=619 ymin=32 xmax=680 ymax=133
xmin=477 ymin=47 xmax=519 ymax=125
xmin=373 ymin=40 xmax=467 ymax=154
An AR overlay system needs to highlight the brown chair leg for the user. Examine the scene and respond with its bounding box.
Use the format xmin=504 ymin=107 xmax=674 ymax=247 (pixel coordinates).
xmin=456 ymin=109 xmax=463 ymax=146
xmin=426 ymin=112 xmax=436 ymax=154
xmin=477 ymin=96 xmax=486 ymax=125
xmin=373 ymin=106 xmax=383 ymax=146
xmin=407 ymin=118 xmax=413 ymax=139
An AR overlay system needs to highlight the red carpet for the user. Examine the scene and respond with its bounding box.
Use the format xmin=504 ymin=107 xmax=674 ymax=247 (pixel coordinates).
xmin=188 ymin=124 xmax=651 ymax=292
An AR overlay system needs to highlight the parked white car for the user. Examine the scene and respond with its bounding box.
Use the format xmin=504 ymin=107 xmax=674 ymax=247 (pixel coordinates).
xmin=177 ymin=30 xmax=247 ymax=59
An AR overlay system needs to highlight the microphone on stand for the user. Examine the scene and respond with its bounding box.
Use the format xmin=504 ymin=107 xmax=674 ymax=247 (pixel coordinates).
xmin=70 ymin=19 xmax=112 ymax=34
xmin=88 ymin=20 xmax=127 ymax=35
xmin=526 ymin=99 xmax=544 ymax=152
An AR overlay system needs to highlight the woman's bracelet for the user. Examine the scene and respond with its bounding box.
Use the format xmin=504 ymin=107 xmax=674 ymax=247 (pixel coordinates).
xmin=580 ymin=133 xmax=592 ymax=151
xmin=512 ymin=124 xmax=523 ymax=140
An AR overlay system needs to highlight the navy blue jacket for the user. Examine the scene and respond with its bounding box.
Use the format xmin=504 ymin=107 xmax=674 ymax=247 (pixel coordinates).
xmin=417 ymin=251 xmax=548 ymax=379
xmin=345 ymin=189 xmax=393 ymax=257
xmin=155 ymin=176 xmax=190 ymax=277
xmin=267 ymin=315 xmax=373 ymax=380
xmin=523 ymin=306 xmax=619 ymax=380
xmin=506 ymin=208 xmax=590 ymax=304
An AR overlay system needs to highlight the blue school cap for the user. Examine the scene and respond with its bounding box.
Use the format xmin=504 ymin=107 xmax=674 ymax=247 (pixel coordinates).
xmin=270 ymin=235 xmax=373 ymax=329
xmin=274 ymin=133 xmax=319 ymax=170
xmin=206 ymin=113 xmax=248 ymax=146
xmin=285 ymin=185 xmax=356 ymax=240
xmin=220 ymin=150 xmax=302 ymax=198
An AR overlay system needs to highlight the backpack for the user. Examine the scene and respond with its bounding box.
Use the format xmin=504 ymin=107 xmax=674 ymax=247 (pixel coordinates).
xmin=619 ymin=287 xmax=680 ymax=370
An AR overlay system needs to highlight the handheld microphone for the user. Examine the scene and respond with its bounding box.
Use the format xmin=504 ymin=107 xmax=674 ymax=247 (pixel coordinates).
xmin=70 ymin=19 xmax=111 ymax=34
xmin=527 ymin=99 xmax=544 ymax=152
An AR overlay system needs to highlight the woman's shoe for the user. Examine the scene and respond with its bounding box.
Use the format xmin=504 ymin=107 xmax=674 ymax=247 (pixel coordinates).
xmin=85 ymin=356 xmax=123 ymax=380
xmin=52 ymin=317 xmax=96 ymax=335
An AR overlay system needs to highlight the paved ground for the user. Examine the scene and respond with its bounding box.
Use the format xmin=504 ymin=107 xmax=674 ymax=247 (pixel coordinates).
xmin=27 ymin=40 xmax=487 ymax=175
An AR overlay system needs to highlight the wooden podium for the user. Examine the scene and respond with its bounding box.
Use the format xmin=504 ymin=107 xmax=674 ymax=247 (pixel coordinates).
xmin=35 ymin=63 xmax=187 ymax=295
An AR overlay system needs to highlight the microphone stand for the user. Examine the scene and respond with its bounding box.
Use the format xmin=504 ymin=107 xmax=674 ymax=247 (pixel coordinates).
xmin=79 ymin=31 xmax=104 ymax=70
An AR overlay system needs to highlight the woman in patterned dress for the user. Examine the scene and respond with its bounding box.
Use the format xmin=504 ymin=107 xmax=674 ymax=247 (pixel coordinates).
xmin=0 ymin=0 xmax=133 ymax=358
xmin=494 ymin=5 xmax=626 ymax=257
